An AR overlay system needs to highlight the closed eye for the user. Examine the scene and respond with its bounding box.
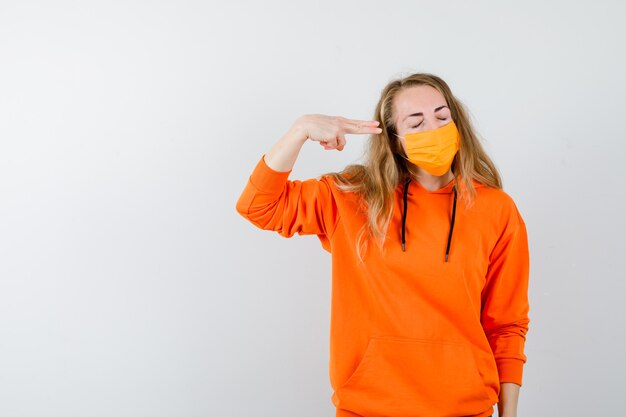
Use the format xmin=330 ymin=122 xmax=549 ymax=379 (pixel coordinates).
xmin=411 ymin=117 xmax=448 ymax=129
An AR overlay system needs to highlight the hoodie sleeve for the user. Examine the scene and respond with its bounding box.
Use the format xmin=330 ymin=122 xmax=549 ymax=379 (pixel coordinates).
xmin=480 ymin=198 xmax=530 ymax=386
xmin=235 ymin=154 xmax=340 ymax=245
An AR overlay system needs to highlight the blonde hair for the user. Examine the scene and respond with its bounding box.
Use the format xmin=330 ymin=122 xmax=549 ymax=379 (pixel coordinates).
xmin=323 ymin=72 xmax=503 ymax=262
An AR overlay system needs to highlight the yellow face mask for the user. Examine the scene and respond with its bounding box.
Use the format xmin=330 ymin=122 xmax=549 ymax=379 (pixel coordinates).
xmin=400 ymin=120 xmax=460 ymax=176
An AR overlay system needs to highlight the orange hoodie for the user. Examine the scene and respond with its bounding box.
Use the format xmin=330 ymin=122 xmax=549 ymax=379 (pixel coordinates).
xmin=236 ymin=154 xmax=530 ymax=417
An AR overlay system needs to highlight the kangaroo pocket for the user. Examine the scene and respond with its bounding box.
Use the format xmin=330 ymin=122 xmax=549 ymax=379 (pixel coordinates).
xmin=335 ymin=336 xmax=492 ymax=417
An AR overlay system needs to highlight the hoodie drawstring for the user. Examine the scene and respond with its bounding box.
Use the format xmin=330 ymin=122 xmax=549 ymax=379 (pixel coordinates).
xmin=445 ymin=185 xmax=458 ymax=262
xmin=401 ymin=178 xmax=410 ymax=252
xmin=401 ymin=178 xmax=458 ymax=263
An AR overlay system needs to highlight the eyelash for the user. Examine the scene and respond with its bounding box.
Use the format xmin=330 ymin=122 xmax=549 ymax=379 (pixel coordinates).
xmin=412 ymin=117 xmax=448 ymax=129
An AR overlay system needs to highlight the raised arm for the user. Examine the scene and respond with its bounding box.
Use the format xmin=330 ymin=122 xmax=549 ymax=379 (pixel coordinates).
xmin=235 ymin=114 xmax=381 ymax=240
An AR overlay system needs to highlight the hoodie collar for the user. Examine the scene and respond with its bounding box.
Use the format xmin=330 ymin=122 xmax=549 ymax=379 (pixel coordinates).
xmin=406 ymin=176 xmax=485 ymax=195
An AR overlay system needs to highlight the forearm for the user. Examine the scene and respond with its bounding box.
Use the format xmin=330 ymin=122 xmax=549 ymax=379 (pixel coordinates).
xmin=497 ymin=382 xmax=520 ymax=417
xmin=264 ymin=119 xmax=308 ymax=172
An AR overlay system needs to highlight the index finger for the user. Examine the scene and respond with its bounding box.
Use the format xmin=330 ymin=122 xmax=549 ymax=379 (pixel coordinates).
xmin=344 ymin=120 xmax=383 ymax=135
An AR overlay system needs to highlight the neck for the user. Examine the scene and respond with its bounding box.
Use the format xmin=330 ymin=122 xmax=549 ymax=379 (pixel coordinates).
xmin=413 ymin=169 xmax=455 ymax=192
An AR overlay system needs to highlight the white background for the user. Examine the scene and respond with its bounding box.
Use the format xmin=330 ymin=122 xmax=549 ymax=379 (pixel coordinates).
xmin=1 ymin=1 xmax=624 ymax=416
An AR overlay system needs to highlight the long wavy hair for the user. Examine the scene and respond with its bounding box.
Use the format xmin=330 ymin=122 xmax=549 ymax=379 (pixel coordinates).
xmin=322 ymin=72 xmax=503 ymax=262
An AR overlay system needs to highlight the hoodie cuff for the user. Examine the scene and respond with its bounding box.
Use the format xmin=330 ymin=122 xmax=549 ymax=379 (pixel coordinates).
xmin=248 ymin=154 xmax=292 ymax=194
xmin=496 ymin=357 xmax=524 ymax=386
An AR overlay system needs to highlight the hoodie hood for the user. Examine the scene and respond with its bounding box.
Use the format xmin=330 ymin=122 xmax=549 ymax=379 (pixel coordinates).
xmin=401 ymin=176 xmax=486 ymax=261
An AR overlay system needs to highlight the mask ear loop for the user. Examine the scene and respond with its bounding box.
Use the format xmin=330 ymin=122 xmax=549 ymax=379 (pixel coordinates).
xmin=392 ymin=132 xmax=412 ymax=163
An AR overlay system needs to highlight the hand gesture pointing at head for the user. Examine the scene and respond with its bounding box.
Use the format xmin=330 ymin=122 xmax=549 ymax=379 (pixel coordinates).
xmin=297 ymin=114 xmax=382 ymax=151
xmin=261 ymin=114 xmax=383 ymax=172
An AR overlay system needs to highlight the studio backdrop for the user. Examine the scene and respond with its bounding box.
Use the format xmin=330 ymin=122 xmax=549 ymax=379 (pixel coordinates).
xmin=0 ymin=1 xmax=624 ymax=416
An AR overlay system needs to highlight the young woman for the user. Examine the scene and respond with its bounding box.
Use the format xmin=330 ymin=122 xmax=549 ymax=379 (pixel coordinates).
xmin=236 ymin=73 xmax=529 ymax=417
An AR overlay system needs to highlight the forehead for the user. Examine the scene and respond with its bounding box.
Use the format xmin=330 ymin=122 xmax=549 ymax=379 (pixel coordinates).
xmin=393 ymin=85 xmax=448 ymax=121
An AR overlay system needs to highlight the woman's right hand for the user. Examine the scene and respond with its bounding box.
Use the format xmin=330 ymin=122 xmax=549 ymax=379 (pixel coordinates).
xmin=294 ymin=114 xmax=383 ymax=151
xmin=263 ymin=114 xmax=383 ymax=172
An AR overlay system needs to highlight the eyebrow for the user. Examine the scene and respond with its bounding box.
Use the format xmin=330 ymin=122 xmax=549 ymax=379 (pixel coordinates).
xmin=402 ymin=105 xmax=449 ymax=122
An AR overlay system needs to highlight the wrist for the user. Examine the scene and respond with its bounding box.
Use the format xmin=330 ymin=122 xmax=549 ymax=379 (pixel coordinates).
xmin=498 ymin=405 xmax=518 ymax=417
xmin=287 ymin=116 xmax=310 ymax=144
